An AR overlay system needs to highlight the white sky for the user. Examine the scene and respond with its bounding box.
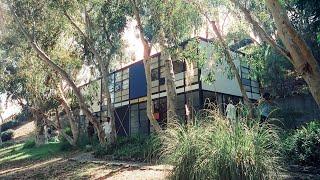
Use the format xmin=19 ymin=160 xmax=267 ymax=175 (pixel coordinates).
xmin=0 ymin=94 xmax=21 ymax=120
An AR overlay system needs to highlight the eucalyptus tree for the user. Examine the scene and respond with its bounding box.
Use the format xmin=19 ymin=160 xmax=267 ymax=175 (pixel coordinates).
xmin=131 ymin=0 xmax=202 ymax=123
xmin=4 ymin=0 xmax=107 ymax=145
xmin=55 ymin=0 xmax=131 ymax=143
xmin=0 ymin=104 xmax=3 ymax=145
xmin=187 ymin=0 xmax=254 ymax=117
xmin=229 ymin=0 xmax=320 ymax=107
xmin=130 ymin=0 xmax=162 ymax=132
xmin=0 ymin=13 xmax=83 ymax=146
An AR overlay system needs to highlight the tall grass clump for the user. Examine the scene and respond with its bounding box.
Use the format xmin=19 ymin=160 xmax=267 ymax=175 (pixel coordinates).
xmin=159 ymin=107 xmax=282 ymax=180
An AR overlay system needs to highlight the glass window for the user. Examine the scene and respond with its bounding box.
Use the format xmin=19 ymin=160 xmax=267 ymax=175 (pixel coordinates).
xmin=115 ymin=81 xmax=122 ymax=92
xmin=242 ymin=79 xmax=251 ymax=86
xmin=159 ymin=77 xmax=165 ymax=85
xmin=122 ymin=79 xmax=129 ymax=90
xmin=115 ymin=71 xmax=122 ymax=82
xmin=151 ymin=68 xmax=159 ymax=81
xmin=173 ymin=60 xmax=185 ymax=74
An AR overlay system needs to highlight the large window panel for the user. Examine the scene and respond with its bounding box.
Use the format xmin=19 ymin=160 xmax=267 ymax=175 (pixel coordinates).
xmin=130 ymin=104 xmax=139 ymax=135
xmin=151 ymin=68 xmax=159 ymax=81
xmin=173 ymin=60 xmax=185 ymax=74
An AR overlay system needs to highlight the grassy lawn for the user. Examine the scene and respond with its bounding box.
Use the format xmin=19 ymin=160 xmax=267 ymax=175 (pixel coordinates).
xmin=0 ymin=142 xmax=68 ymax=165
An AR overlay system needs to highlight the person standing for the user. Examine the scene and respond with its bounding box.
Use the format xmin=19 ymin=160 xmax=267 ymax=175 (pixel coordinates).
xmin=259 ymin=93 xmax=273 ymax=123
xmin=102 ymin=117 xmax=112 ymax=143
xmin=226 ymin=98 xmax=237 ymax=124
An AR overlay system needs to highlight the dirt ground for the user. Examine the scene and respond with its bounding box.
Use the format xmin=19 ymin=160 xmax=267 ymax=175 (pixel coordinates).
xmin=0 ymin=121 xmax=170 ymax=180
xmin=2 ymin=120 xmax=320 ymax=179
xmin=0 ymin=152 xmax=170 ymax=180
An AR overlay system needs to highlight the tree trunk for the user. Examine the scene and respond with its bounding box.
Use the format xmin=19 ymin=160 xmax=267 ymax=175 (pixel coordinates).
xmin=31 ymin=108 xmax=47 ymax=147
xmin=159 ymin=29 xmax=178 ymax=122
xmin=209 ymin=20 xmax=254 ymax=118
xmin=265 ymin=0 xmax=320 ymax=108
xmin=164 ymin=53 xmax=178 ymax=122
xmin=99 ymin=58 xmax=117 ymax=144
xmin=143 ymin=51 xmax=162 ymax=132
xmin=30 ymin=106 xmax=76 ymax=146
xmin=9 ymin=5 xmax=106 ymax=145
xmin=57 ymin=85 xmax=79 ymax=145
xmin=130 ymin=0 xmax=162 ymax=132
xmin=52 ymin=111 xmax=75 ymax=146
xmin=82 ymin=10 xmax=116 ymax=144
xmin=0 ymin=114 xmax=3 ymax=145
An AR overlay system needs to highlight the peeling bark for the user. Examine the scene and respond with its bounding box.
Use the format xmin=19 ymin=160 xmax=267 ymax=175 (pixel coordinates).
xmin=265 ymin=0 xmax=320 ymax=108
xmin=159 ymin=28 xmax=178 ymax=122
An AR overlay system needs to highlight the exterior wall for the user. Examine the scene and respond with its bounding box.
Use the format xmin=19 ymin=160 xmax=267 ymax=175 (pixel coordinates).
xmin=78 ymin=38 xmax=261 ymax=137
xmin=199 ymin=41 xmax=260 ymax=100
xmin=274 ymin=94 xmax=320 ymax=128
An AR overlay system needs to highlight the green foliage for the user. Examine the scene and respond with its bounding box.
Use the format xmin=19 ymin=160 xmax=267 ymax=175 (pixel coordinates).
xmin=22 ymin=139 xmax=36 ymax=149
xmin=281 ymin=121 xmax=320 ymax=167
xmin=159 ymin=109 xmax=281 ymax=179
xmin=1 ymin=120 xmax=19 ymax=131
xmin=93 ymin=135 xmax=161 ymax=162
xmin=0 ymin=141 xmax=15 ymax=148
xmin=1 ymin=129 xmax=14 ymax=142
xmin=59 ymin=138 xmax=74 ymax=151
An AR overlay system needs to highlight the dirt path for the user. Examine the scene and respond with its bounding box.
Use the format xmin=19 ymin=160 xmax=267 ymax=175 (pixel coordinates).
xmin=0 ymin=152 xmax=171 ymax=180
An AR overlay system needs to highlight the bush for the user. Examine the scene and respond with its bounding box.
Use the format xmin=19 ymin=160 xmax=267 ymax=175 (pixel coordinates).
xmin=159 ymin=109 xmax=281 ymax=180
xmin=1 ymin=120 xmax=19 ymax=131
xmin=282 ymin=121 xmax=320 ymax=167
xmin=93 ymin=135 xmax=161 ymax=162
xmin=59 ymin=138 xmax=74 ymax=151
xmin=0 ymin=141 xmax=14 ymax=148
xmin=1 ymin=129 xmax=14 ymax=142
xmin=23 ymin=139 xmax=36 ymax=149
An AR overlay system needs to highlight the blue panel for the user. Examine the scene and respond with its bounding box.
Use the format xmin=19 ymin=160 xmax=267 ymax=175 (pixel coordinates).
xmin=129 ymin=61 xmax=147 ymax=99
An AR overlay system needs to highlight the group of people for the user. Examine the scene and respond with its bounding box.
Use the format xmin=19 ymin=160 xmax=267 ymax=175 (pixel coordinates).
xmin=226 ymin=92 xmax=275 ymax=123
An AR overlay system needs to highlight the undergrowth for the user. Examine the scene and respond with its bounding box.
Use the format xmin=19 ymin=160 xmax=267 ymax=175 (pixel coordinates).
xmin=159 ymin=107 xmax=282 ymax=180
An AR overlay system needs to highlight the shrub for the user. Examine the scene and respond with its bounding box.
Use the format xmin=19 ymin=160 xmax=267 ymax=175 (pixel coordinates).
xmin=59 ymin=138 xmax=74 ymax=151
xmin=1 ymin=129 xmax=14 ymax=142
xmin=1 ymin=120 xmax=19 ymax=131
xmin=159 ymin=109 xmax=281 ymax=180
xmin=23 ymin=139 xmax=36 ymax=149
xmin=0 ymin=141 xmax=14 ymax=148
xmin=282 ymin=121 xmax=320 ymax=167
xmin=93 ymin=135 xmax=161 ymax=162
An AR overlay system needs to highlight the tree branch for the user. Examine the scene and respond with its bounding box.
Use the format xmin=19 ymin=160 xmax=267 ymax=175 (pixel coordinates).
xmin=229 ymin=0 xmax=292 ymax=62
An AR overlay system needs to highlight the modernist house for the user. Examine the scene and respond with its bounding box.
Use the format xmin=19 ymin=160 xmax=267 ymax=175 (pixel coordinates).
xmin=80 ymin=38 xmax=260 ymax=137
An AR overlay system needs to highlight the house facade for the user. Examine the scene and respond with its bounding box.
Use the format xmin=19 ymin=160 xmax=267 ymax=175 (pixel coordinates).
xmin=79 ymin=38 xmax=260 ymax=136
